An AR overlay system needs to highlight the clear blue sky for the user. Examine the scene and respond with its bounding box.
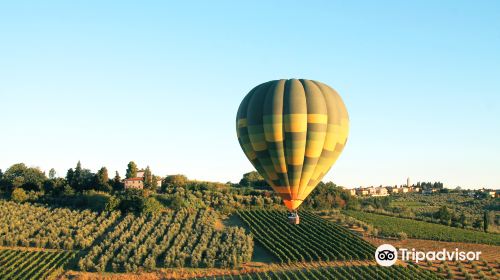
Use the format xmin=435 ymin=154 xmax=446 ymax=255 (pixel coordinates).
xmin=1 ymin=1 xmax=499 ymax=189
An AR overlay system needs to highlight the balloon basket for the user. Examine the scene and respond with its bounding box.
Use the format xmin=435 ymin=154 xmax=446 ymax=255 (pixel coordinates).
xmin=288 ymin=212 xmax=300 ymax=225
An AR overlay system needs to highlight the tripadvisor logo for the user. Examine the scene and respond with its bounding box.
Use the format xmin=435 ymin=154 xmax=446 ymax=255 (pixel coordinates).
xmin=375 ymin=244 xmax=398 ymax=266
xmin=375 ymin=244 xmax=482 ymax=266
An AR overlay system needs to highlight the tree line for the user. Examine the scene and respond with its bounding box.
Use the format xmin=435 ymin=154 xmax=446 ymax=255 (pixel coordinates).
xmin=0 ymin=162 xmax=371 ymax=215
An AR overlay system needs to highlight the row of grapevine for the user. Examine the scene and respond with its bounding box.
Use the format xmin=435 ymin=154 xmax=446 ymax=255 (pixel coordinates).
xmin=344 ymin=210 xmax=500 ymax=245
xmin=78 ymin=208 xmax=253 ymax=272
xmin=191 ymin=264 xmax=441 ymax=280
xmin=0 ymin=248 xmax=74 ymax=280
xmin=237 ymin=210 xmax=375 ymax=263
xmin=0 ymin=200 xmax=120 ymax=249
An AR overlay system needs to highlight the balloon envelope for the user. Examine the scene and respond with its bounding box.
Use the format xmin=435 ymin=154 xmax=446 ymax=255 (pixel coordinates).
xmin=236 ymin=79 xmax=349 ymax=211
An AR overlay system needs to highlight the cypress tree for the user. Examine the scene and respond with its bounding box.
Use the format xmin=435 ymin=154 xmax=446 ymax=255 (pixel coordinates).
xmin=483 ymin=211 xmax=489 ymax=232
xmin=73 ymin=161 xmax=82 ymax=190
xmin=113 ymin=171 xmax=123 ymax=190
xmin=143 ymin=166 xmax=153 ymax=189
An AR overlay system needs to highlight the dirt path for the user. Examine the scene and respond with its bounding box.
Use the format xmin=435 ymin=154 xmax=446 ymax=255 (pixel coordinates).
xmin=60 ymin=260 xmax=379 ymax=280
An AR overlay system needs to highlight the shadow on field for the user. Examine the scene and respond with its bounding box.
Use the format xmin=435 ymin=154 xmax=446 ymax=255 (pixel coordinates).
xmin=223 ymin=214 xmax=277 ymax=264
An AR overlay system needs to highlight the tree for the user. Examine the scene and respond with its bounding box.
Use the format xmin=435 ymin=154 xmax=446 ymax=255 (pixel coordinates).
xmin=162 ymin=174 xmax=188 ymax=191
xmin=472 ymin=218 xmax=483 ymax=230
xmin=69 ymin=161 xmax=95 ymax=192
xmin=12 ymin=176 xmax=24 ymax=189
xmin=239 ymin=171 xmax=270 ymax=189
xmin=346 ymin=198 xmax=360 ymax=210
xmin=72 ymin=161 xmax=82 ymax=190
xmin=105 ymin=195 xmax=120 ymax=212
xmin=459 ymin=213 xmax=467 ymax=229
xmin=113 ymin=171 xmax=124 ymax=191
xmin=43 ymin=178 xmax=68 ymax=196
xmin=483 ymin=211 xmax=490 ymax=232
xmin=63 ymin=185 xmax=75 ymax=196
xmin=126 ymin=161 xmax=138 ymax=179
xmin=117 ymin=189 xmax=161 ymax=214
xmin=0 ymin=169 xmax=4 ymax=191
xmin=152 ymin=175 xmax=159 ymax=190
xmin=142 ymin=197 xmax=163 ymax=214
xmin=170 ymin=193 xmax=188 ymax=210
xmin=3 ymin=163 xmax=47 ymax=191
xmin=11 ymin=188 xmax=28 ymax=203
xmin=49 ymin=168 xmax=56 ymax=179
xmin=118 ymin=189 xmax=145 ymax=213
xmin=66 ymin=168 xmax=74 ymax=186
xmin=74 ymin=161 xmax=82 ymax=181
xmin=302 ymin=181 xmax=353 ymax=210
xmin=435 ymin=206 xmax=452 ymax=225
xmin=143 ymin=166 xmax=153 ymax=190
xmin=95 ymin=167 xmax=111 ymax=192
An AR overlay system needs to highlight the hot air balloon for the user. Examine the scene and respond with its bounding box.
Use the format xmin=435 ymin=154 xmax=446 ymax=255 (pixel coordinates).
xmin=236 ymin=79 xmax=349 ymax=224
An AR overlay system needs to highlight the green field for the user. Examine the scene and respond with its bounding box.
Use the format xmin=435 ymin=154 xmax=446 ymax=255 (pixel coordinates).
xmin=389 ymin=201 xmax=428 ymax=208
xmin=192 ymin=264 xmax=440 ymax=280
xmin=237 ymin=210 xmax=375 ymax=263
xmin=0 ymin=248 xmax=74 ymax=280
xmin=344 ymin=210 xmax=500 ymax=245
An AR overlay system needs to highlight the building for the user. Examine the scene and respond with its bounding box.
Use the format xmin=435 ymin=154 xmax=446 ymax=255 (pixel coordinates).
xmin=123 ymin=169 xmax=162 ymax=189
xmin=355 ymin=188 xmax=369 ymax=196
xmin=372 ymin=187 xmax=389 ymax=197
xmin=123 ymin=177 xmax=144 ymax=189
xmin=340 ymin=186 xmax=357 ymax=197
xmin=388 ymin=185 xmax=410 ymax=194
xmin=389 ymin=186 xmax=401 ymax=194
xmin=352 ymin=186 xmax=389 ymax=197
xmin=367 ymin=187 xmax=377 ymax=196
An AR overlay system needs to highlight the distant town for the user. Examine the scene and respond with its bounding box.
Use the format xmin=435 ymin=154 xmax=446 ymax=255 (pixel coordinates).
xmin=119 ymin=169 xmax=500 ymax=199
xmin=345 ymin=178 xmax=499 ymax=198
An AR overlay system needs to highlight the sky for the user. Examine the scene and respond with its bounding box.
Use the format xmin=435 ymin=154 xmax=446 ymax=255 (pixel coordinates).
xmin=0 ymin=1 xmax=499 ymax=189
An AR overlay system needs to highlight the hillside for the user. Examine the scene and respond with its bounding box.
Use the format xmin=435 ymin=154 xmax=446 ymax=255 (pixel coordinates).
xmin=344 ymin=210 xmax=500 ymax=245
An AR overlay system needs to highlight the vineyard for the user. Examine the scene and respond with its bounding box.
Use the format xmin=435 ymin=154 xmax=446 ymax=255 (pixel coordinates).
xmin=78 ymin=208 xmax=253 ymax=272
xmin=237 ymin=210 xmax=375 ymax=263
xmin=0 ymin=200 xmax=120 ymax=249
xmin=344 ymin=210 xmax=500 ymax=245
xmin=191 ymin=264 xmax=441 ymax=280
xmin=1 ymin=199 xmax=492 ymax=279
xmin=0 ymin=248 xmax=74 ymax=280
